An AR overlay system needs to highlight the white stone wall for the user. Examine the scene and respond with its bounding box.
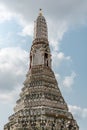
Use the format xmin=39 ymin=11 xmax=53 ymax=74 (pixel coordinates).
xmin=33 ymin=49 xmax=44 ymax=65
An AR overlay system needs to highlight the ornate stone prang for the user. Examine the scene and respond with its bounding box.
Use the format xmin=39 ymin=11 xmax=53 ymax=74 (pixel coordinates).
xmin=4 ymin=10 xmax=79 ymax=130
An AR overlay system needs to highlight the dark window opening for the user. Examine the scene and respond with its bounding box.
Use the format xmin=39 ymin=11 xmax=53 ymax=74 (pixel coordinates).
xmin=47 ymin=60 xmax=48 ymax=66
xmin=44 ymin=53 xmax=48 ymax=66
xmin=45 ymin=53 xmax=48 ymax=58
xmin=30 ymin=55 xmax=32 ymax=69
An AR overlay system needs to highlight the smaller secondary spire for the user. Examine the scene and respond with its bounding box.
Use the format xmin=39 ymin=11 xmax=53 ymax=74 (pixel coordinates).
xmin=39 ymin=8 xmax=42 ymax=16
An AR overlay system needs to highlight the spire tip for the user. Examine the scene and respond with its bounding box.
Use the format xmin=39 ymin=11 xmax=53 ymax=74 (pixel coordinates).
xmin=39 ymin=8 xmax=42 ymax=16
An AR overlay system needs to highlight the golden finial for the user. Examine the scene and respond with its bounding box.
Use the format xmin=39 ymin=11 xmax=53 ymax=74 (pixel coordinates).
xmin=39 ymin=8 xmax=42 ymax=16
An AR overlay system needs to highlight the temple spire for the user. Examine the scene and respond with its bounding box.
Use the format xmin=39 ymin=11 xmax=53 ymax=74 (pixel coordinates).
xmin=34 ymin=9 xmax=48 ymax=40
xmin=30 ymin=10 xmax=51 ymax=68
xmin=4 ymin=10 xmax=79 ymax=130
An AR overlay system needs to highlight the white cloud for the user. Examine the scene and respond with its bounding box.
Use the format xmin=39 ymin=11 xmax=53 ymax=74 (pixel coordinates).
xmin=52 ymin=51 xmax=71 ymax=68
xmin=62 ymin=72 xmax=76 ymax=88
xmin=1 ymin=0 xmax=87 ymax=24
xmin=55 ymin=73 xmax=61 ymax=81
xmin=55 ymin=72 xmax=76 ymax=90
xmin=0 ymin=85 xmax=21 ymax=104
xmin=0 ymin=0 xmax=87 ymax=50
xmin=57 ymin=52 xmax=70 ymax=60
xmin=69 ymin=105 xmax=87 ymax=119
xmin=19 ymin=24 xmax=33 ymax=37
xmin=0 ymin=3 xmax=15 ymax=23
xmin=48 ymin=21 xmax=68 ymax=51
xmin=0 ymin=47 xmax=28 ymax=92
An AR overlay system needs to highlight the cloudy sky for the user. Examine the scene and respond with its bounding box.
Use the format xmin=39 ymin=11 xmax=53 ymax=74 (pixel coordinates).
xmin=0 ymin=0 xmax=87 ymax=130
